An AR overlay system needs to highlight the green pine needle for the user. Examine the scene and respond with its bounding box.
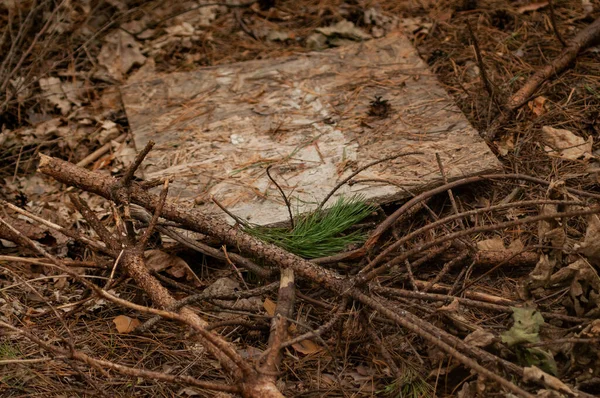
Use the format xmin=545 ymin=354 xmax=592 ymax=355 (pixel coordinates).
xmin=244 ymin=196 xmax=375 ymax=259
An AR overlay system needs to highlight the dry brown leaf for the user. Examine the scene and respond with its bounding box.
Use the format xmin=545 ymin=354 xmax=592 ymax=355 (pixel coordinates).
xmin=145 ymin=249 xmax=181 ymax=272
xmin=477 ymin=237 xmax=505 ymax=251
xmin=496 ymin=133 xmax=515 ymax=156
xmin=507 ymin=239 xmax=525 ymax=252
xmin=523 ymin=366 xmax=573 ymax=395
xmin=528 ymin=96 xmax=547 ymax=117
xmin=541 ymin=126 xmax=593 ymax=160
xmin=291 ymin=339 xmax=322 ymax=355
xmin=144 ymin=250 xmax=196 ymax=281
xmin=464 ymin=329 xmax=495 ymax=347
xmin=438 ymin=298 xmax=460 ymax=313
xmin=576 ymin=214 xmax=600 ymax=265
xmin=97 ymin=30 xmax=146 ymax=81
xmin=38 ymin=77 xmax=72 ymax=115
xmin=517 ymin=1 xmax=549 ymax=13
xmin=113 ymin=315 xmax=141 ymax=333
xmin=263 ymin=297 xmax=277 ymax=317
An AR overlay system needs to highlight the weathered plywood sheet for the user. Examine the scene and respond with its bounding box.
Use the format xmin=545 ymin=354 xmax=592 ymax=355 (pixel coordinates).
xmin=121 ymin=31 xmax=501 ymax=226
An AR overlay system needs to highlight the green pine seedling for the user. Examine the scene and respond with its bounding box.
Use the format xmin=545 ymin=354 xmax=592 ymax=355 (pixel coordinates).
xmin=244 ymin=196 xmax=375 ymax=259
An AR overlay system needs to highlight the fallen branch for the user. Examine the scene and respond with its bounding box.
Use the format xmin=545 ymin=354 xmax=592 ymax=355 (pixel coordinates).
xmin=485 ymin=16 xmax=600 ymax=140
xmin=38 ymin=154 xmax=537 ymax=397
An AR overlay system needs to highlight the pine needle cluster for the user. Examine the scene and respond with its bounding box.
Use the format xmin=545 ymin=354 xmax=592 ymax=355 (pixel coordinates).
xmin=244 ymin=196 xmax=375 ymax=259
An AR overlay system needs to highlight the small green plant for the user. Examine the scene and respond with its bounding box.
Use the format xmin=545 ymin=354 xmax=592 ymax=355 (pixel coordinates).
xmin=378 ymin=361 xmax=433 ymax=398
xmin=501 ymin=307 xmax=557 ymax=375
xmin=244 ymin=195 xmax=375 ymax=259
xmin=0 ymin=340 xmax=20 ymax=359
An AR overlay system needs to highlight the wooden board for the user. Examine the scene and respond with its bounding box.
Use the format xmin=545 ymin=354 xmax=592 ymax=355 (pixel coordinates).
xmin=121 ymin=31 xmax=501 ymax=226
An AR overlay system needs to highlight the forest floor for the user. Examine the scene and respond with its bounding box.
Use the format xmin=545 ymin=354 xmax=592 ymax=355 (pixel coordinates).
xmin=1 ymin=0 xmax=600 ymax=397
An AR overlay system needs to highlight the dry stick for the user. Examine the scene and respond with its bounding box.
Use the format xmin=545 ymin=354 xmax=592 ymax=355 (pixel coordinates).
xmin=466 ymin=21 xmax=499 ymax=110
xmin=435 ymin=153 xmax=465 ymax=232
xmin=136 ymin=282 xmax=279 ymax=333
xmin=351 ymin=291 xmax=535 ymax=398
xmin=39 ymin=155 xmax=346 ymax=288
xmin=368 ymin=292 xmax=524 ymax=378
xmin=374 ymin=286 xmax=587 ymax=324
xmin=397 ymin=182 xmax=473 ymax=253
xmin=0 ymin=219 xmax=250 ymax=393
xmin=75 ymin=156 xmax=270 ymax=391
xmin=548 ymin=0 xmax=566 ymax=47
xmin=318 ymin=152 xmax=423 ymax=210
xmin=0 ymin=321 xmax=241 ymax=394
xmin=0 ymin=256 xmax=106 ymax=269
xmin=401 ymin=242 xmax=452 ymax=290
xmin=361 ymin=198 xmax=582 ymax=277
xmin=234 ymin=8 xmax=258 ymax=40
xmin=455 ymin=246 xmax=540 ymax=296
xmin=207 ymin=319 xmax=270 ymax=332
xmin=3 ymin=199 xmax=114 ymax=256
xmin=421 ymin=249 xmax=469 ymax=293
xmin=277 ymin=297 xmax=348 ymax=351
xmin=136 ymin=180 xmax=169 ymax=250
xmin=223 ymin=245 xmax=250 ymax=290
xmin=129 ymin=204 xmax=273 ymax=278
xmin=266 ymin=165 xmax=294 ymax=228
xmin=259 ymin=268 xmax=295 ymax=378
xmin=212 ymin=196 xmax=248 ymax=226
xmin=113 ymin=179 xmax=257 ymax=382
xmin=3 ymin=212 xmax=248 ymax=378
xmin=364 ymin=315 xmax=403 ymax=381
xmin=413 ymin=280 xmax=513 ymax=305
xmin=485 ymin=16 xmax=600 ymax=140
xmin=363 ymin=173 xmax=600 ymax=251
xmin=37 ymin=156 xmax=534 ymax=396
xmin=76 ymin=133 xmax=127 ymax=168
xmin=69 ymin=194 xmax=120 ymax=252
xmin=311 ymin=247 xmax=364 ymax=264
xmin=358 ymin=206 xmax=600 ymax=285
xmin=404 ymin=256 xmax=418 ymax=290
xmin=0 ymin=0 xmax=65 ymax=94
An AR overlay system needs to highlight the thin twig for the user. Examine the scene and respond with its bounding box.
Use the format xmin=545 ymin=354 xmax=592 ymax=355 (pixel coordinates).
xmin=318 ymin=152 xmax=422 ymax=210
xmin=136 ymin=179 xmax=169 ymax=249
xmin=364 ymin=173 xmax=599 ymax=250
xmin=0 ymin=321 xmax=241 ymax=394
xmin=211 ymin=196 xmax=248 ymax=226
xmin=266 ymin=165 xmax=294 ymax=228
xmin=466 ymin=21 xmax=498 ymax=109
xmin=485 ymin=16 xmax=600 ymax=139
xmin=548 ymin=0 xmax=567 ymax=47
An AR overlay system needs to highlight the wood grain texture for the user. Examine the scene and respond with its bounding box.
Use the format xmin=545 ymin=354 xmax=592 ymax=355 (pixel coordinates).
xmin=121 ymin=31 xmax=501 ymax=225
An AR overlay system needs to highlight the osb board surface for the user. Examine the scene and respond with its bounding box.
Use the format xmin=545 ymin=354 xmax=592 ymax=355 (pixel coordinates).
xmin=121 ymin=31 xmax=501 ymax=226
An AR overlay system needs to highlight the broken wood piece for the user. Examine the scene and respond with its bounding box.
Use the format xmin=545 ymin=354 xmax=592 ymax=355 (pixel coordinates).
xmin=121 ymin=31 xmax=501 ymax=226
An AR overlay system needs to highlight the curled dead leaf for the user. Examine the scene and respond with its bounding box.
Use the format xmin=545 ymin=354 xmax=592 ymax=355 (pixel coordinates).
xmin=263 ymin=297 xmax=277 ymax=317
xmin=113 ymin=315 xmax=141 ymax=333
xmin=291 ymin=339 xmax=323 ymax=355
xmin=541 ymin=126 xmax=593 ymax=160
